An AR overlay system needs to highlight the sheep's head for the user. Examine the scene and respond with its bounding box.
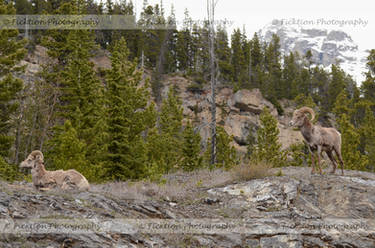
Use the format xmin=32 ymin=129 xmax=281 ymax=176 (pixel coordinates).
xmin=289 ymin=107 xmax=315 ymax=128
xmin=20 ymin=150 xmax=44 ymax=169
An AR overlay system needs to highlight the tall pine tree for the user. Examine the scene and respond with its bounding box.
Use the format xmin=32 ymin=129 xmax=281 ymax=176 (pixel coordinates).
xmin=105 ymin=37 xmax=156 ymax=180
xmin=0 ymin=0 xmax=27 ymax=159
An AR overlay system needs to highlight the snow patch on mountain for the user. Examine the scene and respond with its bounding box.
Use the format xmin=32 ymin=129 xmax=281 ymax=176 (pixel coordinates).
xmin=259 ymin=20 xmax=368 ymax=84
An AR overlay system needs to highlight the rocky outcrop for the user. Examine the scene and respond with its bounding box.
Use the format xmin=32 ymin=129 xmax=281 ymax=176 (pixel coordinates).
xmin=1 ymin=167 xmax=374 ymax=247
xmin=208 ymin=167 xmax=375 ymax=248
xmin=162 ymin=76 xmax=304 ymax=153
xmin=228 ymin=89 xmax=277 ymax=116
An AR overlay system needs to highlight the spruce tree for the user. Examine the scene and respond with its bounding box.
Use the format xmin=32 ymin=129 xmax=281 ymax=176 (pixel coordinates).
xmin=181 ymin=122 xmax=202 ymax=171
xmin=147 ymin=87 xmax=184 ymax=174
xmin=311 ymin=66 xmax=330 ymax=108
xmin=0 ymin=0 xmax=27 ymax=159
xmin=282 ymin=53 xmax=299 ymax=99
xmin=105 ymin=37 xmax=156 ymax=180
xmin=46 ymin=120 xmax=96 ymax=181
xmin=294 ymin=94 xmax=317 ymax=109
xmin=176 ymin=30 xmax=190 ymax=72
xmin=252 ymin=107 xmax=286 ymax=167
xmin=231 ymin=29 xmax=246 ymax=84
xmin=43 ymin=2 xmax=107 ymax=179
xmin=361 ymin=49 xmax=375 ymax=103
xmin=249 ymin=33 xmax=263 ymax=88
xmin=0 ymin=155 xmax=23 ymax=182
xmin=360 ymin=104 xmax=375 ymax=171
xmin=338 ymin=114 xmax=368 ymax=171
xmin=215 ymin=126 xmax=237 ymax=169
xmin=57 ymin=30 xmax=107 ymax=166
xmin=333 ymin=90 xmax=353 ymax=118
xmin=215 ymin=26 xmax=232 ymax=82
xmin=327 ymin=64 xmax=347 ymax=111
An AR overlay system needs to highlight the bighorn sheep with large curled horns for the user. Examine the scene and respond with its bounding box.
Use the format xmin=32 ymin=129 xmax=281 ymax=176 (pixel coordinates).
xmin=20 ymin=150 xmax=90 ymax=191
xmin=289 ymin=107 xmax=344 ymax=175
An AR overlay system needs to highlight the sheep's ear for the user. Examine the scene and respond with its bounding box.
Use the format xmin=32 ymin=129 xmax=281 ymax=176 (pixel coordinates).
xmin=35 ymin=155 xmax=42 ymax=161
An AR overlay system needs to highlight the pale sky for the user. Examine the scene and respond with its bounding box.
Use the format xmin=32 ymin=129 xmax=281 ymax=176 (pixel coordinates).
xmin=134 ymin=0 xmax=374 ymax=52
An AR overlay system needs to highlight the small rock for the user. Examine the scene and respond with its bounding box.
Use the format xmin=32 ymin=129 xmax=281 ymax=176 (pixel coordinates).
xmin=203 ymin=197 xmax=220 ymax=205
xmin=11 ymin=211 xmax=26 ymax=219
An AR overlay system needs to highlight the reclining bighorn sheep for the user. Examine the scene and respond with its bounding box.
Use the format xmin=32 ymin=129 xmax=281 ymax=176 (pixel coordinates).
xmin=20 ymin=150 xmax=90 ymax=191
xmin=289 ymin=107 xmax=344 ymax=175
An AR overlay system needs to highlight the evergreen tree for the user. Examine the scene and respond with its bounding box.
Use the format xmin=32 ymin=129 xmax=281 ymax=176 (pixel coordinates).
xmin=181 ymin=122 xmax=202 ymax=171
xmin=333 ymin=90 xmax=353 ymax=118
xmin=215 ymin=25 xmax=232 ymax=82
xmin=205 ymin=126 xmax=237 ymax=170
xmin=42 ymin=3 xmax=107 ymax=178
xmin=311 ymin=66 xmax=330 ymax=107
xmin=327 ymin=64 xmax=347 ymax=111
xmin=282 ymin=53 xmax=299 ymax=99
xmin=57 ymin=29 xmax=107 ymax=165
xmin=0 ymin=0 xmax=27 ymax=158
xmin=147 ymin=87 xmax=183 ymax=173
xmin=0 ymin=155 xmax=23 ymax=182
xmin=361 ymin=49 xmax=375 ymax=103
xmin=160 ymin=87 xmax=183 ymax=136
xmin=176 ymin=9 xmax=193 ymax=72
xmin=338 ymin=114 xmax=368 ymax=171
xmin=46 ymin=120 xmax=97 ymax=181
xmin=294 ymin=94 xmax=317 ymax=109
xmin=251 ymin=107 xmax=286 ymax=167
xmin=105 ymin=37 xmax=156 ymax=180
xmin=246 ymin=33 xmax=265 ymax=89
xmin=360 ymin=104 xmax=375 ymax=171
xmin=297 ymin=68 xmax=311 ymax=97
xmin=215 ymin=126 xmax=237 ymax=169
xmin=231 ymin=29 xmax=246 ymax=84
xmin=264 ymin=34 xmax=282 ymax=99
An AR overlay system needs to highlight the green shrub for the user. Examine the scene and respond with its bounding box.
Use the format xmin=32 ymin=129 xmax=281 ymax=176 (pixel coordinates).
xmin=287 ymin=143 xmax=310 ymax=167
xmin=0 ymin=156 xmax=24 ymax=182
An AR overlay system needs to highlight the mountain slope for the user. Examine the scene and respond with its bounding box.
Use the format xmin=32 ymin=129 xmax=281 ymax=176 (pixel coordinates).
xmin=259 ymin=19 xmax=368 ymax=84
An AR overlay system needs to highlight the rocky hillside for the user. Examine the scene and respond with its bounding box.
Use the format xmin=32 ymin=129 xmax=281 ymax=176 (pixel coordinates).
xmin=20 ymin=45 xmax=305 ymax=155
xmin=259 ymin=19 xmax=368 ymax=83
xmin=160 ymin=76 xmax=304 ymax=153
xmin=1 ymin=167 xmax=375 ymax=247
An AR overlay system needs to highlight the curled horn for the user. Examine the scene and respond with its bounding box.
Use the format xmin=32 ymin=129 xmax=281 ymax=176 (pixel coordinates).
xmin=30 ymin=150 xmax=44 ymax=162
xmin=298 ymin=107 xmax=315 ymax=121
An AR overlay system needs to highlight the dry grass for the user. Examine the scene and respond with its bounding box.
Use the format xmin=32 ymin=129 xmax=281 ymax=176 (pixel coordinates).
xmin=230 ymin=161 xmax=272 ymax=182
xmin=91 ymin=168 xmax=234 ymax=202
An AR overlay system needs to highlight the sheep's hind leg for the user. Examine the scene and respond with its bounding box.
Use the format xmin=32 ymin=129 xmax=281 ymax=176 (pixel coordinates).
xmin=334 ymin=147 xmax=345 ymax=176
xmin=326 ymin=150 xmax=337 ymax=174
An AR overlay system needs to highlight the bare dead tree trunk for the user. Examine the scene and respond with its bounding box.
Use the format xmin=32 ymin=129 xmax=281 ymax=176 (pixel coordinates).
xmin=40 ymin=86 xmax=58 ymax=151
xmin=249 ymin=44 xmax=252 ymax=83
xmin=207 ymin=0 xmax=217 ymax=165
